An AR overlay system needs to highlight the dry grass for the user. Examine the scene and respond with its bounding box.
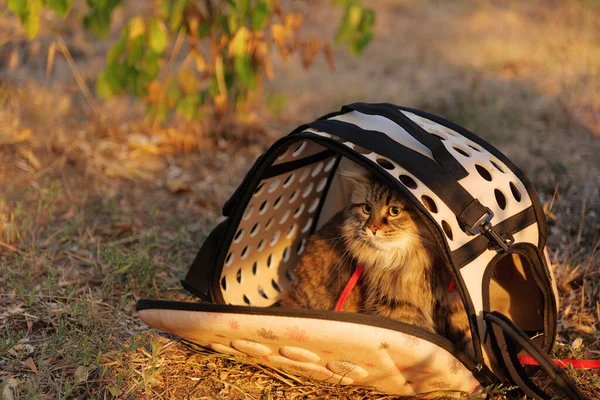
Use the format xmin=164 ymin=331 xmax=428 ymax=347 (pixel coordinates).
xmin=1 ymin=0 xmax=599 ymax=398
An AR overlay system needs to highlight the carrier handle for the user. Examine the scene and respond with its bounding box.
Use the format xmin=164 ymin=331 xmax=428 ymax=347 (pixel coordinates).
xmin=341 ymin=103 xmax=468 ymax=179
xmin=484 ymin=312 xmax=585 ymax=400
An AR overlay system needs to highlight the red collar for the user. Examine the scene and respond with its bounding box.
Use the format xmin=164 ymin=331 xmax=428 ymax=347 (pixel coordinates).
xmin=334 ymin=264 xmax=364 ymax=311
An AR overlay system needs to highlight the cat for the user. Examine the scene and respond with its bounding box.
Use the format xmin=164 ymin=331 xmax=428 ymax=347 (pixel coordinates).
xmin=280 ymin=166 xmax=474 ymax=357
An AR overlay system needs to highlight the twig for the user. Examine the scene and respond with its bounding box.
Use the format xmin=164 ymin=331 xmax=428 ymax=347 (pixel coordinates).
xmin=55 ymin=35 xmax=117 ymax=138
xmin=0 ymin=240 xmax=23 ymax=254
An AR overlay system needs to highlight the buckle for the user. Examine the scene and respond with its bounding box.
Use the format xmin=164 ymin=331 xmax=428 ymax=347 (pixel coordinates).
xmin=466 ymin=207 xmax=514 ymax=253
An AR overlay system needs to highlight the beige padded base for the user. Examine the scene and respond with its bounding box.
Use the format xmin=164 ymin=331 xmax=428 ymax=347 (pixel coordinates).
xmin=138 ymin=307 xmax=482 ymax=397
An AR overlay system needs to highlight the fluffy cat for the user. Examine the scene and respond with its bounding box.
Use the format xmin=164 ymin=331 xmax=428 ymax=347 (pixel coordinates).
xmin=280 ymin=166 xmax=473 ymax=356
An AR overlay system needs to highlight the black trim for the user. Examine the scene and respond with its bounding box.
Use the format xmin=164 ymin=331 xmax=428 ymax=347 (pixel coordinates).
xmin=397 ymin=107 xmax=548 ymax=250
xmin=453 ymin=206 xmax=538 ymax=268
xmin=484 ymin=312 xmax=585 ymax=400
xmin=136 ymin=298 xmax=482 ymax=374
xmin=341 ymin=102 xmax=469 ymax=179
xmin=262 ymin=150 xmax=337 ymax=179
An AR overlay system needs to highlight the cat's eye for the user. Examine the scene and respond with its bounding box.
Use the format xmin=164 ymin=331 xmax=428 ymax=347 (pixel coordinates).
xmin=388 ymin=206 xmax=401 ymax=216
xmin=362 ymin=204 xmax=372 ymax=214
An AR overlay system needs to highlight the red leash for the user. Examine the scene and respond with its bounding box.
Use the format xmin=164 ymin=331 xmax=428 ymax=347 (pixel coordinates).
xmin=334 ymin=264 xmax=364 ymax=312
xmin=518 ymin=355 xmax=600 ymax=369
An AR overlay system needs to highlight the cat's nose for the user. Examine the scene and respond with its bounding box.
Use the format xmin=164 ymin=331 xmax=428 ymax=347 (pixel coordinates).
xmin=368 ymin=226 xmax=378 ymax=235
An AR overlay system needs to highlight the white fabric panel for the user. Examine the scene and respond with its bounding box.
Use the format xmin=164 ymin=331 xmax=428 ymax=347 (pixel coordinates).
xmin=139 ymin=308 xmax=482 ymax=397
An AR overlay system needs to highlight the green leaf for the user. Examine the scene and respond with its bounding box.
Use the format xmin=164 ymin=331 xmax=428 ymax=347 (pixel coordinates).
xmin=149 ymin=19 xmax=169 ymax=53
xmin=251 ymin=0 xmax=272 ymax=30
xmin=235 ymin=0 xmax=249 ymax=17
xmin=96 ymin=72 xmax=114 ymax=99
xmin=48 ymin=0 xmax=74 ymax=18
xmin=126 ymin=36 xmax=145 ymax=65
xmin=169 ymin=0 xmax=188 ymax=30
xmin=7 ymin=0 xmax=27 ymax=16
xmin=107 ymin=33 xmax=127 ymax=64
xmin=227 ymin=13 xmax=238 ymax=35
xmin=22 ymin=0 xmax=43 ymax=39
xmin=234 ymin=53 xmax=256 ymax=89
xmin=84 ymin=10 xmax=111 ymax=38
xmin=198 ymin=21 xmax=210 ymax=37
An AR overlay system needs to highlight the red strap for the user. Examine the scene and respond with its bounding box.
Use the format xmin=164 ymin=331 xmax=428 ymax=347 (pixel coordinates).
xmin=519 ymin=355 xmax=600 ymax=369
xmin=447 ymin=279 xmax=455 ymax=292
xmin=335 ymin=264 xmax=364 ymax=312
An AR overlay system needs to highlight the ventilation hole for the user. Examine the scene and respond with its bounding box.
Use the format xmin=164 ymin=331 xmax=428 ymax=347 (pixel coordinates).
xmin=270 ymin=231 xmax=281 ymax=246
xmin=428 ymin=129 xmax=448 ymax=140
xmin=453 ymin=146 xmax=471 ymax=157
xmin=490 ymin=160 xmax=505 ymax=173
xmin=467 ymin=142 xmax=482 ymax=152
xmin=308 ymin=198 xmax=319 ymax=213
xmin=316 ymin=177 xmax=328 ymax=192
xmin=243 ymin=205 xmax=254 ymax=220
xmin=494 ymin=189 xmax=507 ymax=210
xmin=259 ymin=200 xmax=269 ymax=214
xmin=273 ymin=195 xmax=283 ymax=209
xmin=475 ymin=164 xmax=492 ymax=181
xmin=285 ymin=269 xmax=295 ymax=283
xmin=266 ymin=254 xmax=272 ymax=267
xmin=442 ymin=220 xmax=453 ymax=241
xmin=272 ymin=279 xmax=283 ymax=293
xmin=353 ymin=145 xmax=372 ymax=154
xmin=279 ymin=210 xmax=291 ymax=225
xmin=298 ymin=168 xmax=311 ymax=183
xmin=283 ymin=247 xmax=291 ymax=262
xmin=252 ymin=261 xmax=258 ymax=275
xmin=221 ymin=276 xmax=227 ymax=291
xmin=311 ymin=162 xmax=324 ymax=177
xmin=258 ymin=287 xmax=269 ymax=299
xmin=250 ymin=223 xmax=260 ymax=237
xmin=324 ymin=158 xmax=337 ymax=172
xmin=297 ymin=238 xmax=307 ymax=255
xmin=330 ymin=134 xmax=346 ymax=143
xmin=233 ymin=229 xmax=244 ymax=243
xmin=421 ymin=195 xmax=438 ymax=213
xmin=265 ymin=217 xmax=274 ymax=231
xmin=257 ymin=239 xmax=266 ymax=252
xmin=254 ymin=183 xmax=265 ymax=196
xmin=268 ymin=178 xmax=281 ymax=193
xmin=225 ymin=252 xmax=234 ymax=266
xmin=292 ymin=142 xmax=306 ymax=157
xmin=286 ymin=224 xmax=297 ymax=239
xmin=289 ymin=190 xmax=299 ymax=204
xmin=241 ymin=246 xmax=249 ymax=259
xmin=302 ymin=182 xmax=314 ymax=198
xmin=302 ymin=218 xmax=313 ymax=233
xmin=442 ymin=127 xmax=458 ymax=137
xmin=243 ymin=294 xmax=251 ymax=305
xmin=456 ymin=216 xmax=467 ymax=233
xmin=510 ymin=182 xmax=522 ymax=202
xmin=399 ymin=175 xmax=418 ymax=189
xmin=376 ymin=158 xmax=395 ymax=170
xmin=236 ymin=268 xmax=242 ymax=283
xmin=294 ymin=204 xmax=305 ymax=218
xmin=283 ymin=173 xmax=296 ymax=188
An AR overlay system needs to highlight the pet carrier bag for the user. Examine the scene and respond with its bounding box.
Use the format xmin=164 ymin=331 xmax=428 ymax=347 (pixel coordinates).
xmin=136 ymin=103 xmax=585 ymax=398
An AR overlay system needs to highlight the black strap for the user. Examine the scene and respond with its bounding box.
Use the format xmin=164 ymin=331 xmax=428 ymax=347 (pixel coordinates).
xmin=305 ymin=119 xmax=491 ymax=233
xmin=341 ymin=102 xmax=468 ymax=179
xmin=484 ymin=312 xmax=585 ymax=400
xmin=182 ymin=220 xmax=229 ymax=301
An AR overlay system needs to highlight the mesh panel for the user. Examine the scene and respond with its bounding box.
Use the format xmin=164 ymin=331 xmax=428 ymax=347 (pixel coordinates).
xmin=220 ymin=140 xmax=337 ymax=306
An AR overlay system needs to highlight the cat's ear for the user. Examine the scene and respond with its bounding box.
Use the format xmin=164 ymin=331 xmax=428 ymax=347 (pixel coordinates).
xmin=339 ymin=163 xmax=371 ymax=184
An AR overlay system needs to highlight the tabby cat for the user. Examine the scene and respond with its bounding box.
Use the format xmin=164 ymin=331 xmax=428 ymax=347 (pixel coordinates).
xmin=280 ymin=166 xmax=474 ymax=356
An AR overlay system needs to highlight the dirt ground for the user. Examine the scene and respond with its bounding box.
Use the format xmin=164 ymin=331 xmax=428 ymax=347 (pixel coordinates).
xmin=1 ymin=0 xmax=599 ymax=398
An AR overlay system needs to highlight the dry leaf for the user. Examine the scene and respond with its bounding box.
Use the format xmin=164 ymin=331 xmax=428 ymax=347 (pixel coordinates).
xmin=74 ymin=366 xmax=88 ymax=383
xmin=323 ymin=43 xmax=335 ymax=71
xmin=572 ymin=337 xmax=583 ymax=349
xmin=165 ymin=179 xmax=192 ymax=194
xmin=26 ymin=321 xmax=33 ymax=329
xmin=22 ymin=357 xmax=37 ymax=373
xmin=146 ymin=80 xmax=164 ymax=103
xmin=18 ymin=148 xmax=41 ymax=170
xmin=2 ymin=377 xmax=17 ymax=400
xmin=300 ymin=38 xmax=319 ymax=69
